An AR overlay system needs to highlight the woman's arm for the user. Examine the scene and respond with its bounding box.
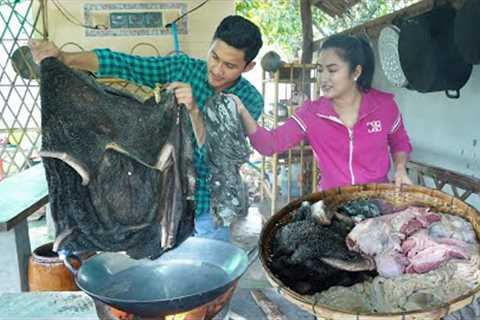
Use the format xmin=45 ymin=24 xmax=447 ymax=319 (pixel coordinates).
xmin=235 ymin=98 xmax=306 ymax=156
xmin=237 ymin=100 xmax=259 ymax=135
xmin=392 ymin=152 xmax=412 ymax=187
xmin=388 ymin=110 xmax=413 ymax=187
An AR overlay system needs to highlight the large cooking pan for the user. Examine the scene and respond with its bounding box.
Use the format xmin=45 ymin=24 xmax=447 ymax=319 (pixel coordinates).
xmin=61 ymin=237 xmax=257 ymax=317
xmin=454 ymin=0 xmax=480 ymax=64
xmin=398 ymin=5 xmax=472 ymax=98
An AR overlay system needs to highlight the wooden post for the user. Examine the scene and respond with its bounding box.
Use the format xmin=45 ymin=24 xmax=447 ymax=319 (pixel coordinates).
xmin=300 ymin=0 xmax=313 ymax=64
xmin=271 ymin=71 xmax=279 ymax=216
xmin=250 ymin=289 xmax=287 ymax=320
xmin=261 ymin=69 xmax=267 ymax=201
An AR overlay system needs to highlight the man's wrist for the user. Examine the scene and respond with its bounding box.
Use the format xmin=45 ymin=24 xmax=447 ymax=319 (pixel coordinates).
xmin=57 ymin=51 xmax=66 ymax=64
xmin=189 ymin=103 xmax=201 ymax=115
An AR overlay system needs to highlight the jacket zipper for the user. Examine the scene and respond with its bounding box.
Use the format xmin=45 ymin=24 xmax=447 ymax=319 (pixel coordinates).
xmin=347 ymin=128 xmax=355 ymax=185
xmin=316 ymin=113 xmax=356 ymax=185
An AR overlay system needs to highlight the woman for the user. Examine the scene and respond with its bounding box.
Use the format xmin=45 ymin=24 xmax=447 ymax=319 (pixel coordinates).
xmin=237 ymin=35 xmax=413 ymax=190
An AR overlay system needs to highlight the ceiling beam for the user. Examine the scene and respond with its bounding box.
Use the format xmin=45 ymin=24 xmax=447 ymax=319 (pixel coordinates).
xmin=312 ymin=0 xmax=465 ymax=51
xmin=311 ymin=0 xmax=361 ymax=17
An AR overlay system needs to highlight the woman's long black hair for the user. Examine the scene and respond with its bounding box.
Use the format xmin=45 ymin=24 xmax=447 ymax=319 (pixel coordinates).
xmin=320 ymin=34 xmax=375 ymax=92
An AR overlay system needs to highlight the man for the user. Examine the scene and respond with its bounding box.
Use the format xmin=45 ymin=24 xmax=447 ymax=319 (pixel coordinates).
xmin=30 ymin=15 xmax=264 ymax=241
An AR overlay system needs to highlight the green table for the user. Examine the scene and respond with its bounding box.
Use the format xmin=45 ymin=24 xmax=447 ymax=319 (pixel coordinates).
xmin=0 ymin=163 xmax=48 ymax=292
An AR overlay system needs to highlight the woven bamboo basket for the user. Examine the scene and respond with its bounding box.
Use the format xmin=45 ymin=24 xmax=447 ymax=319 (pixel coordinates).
xmin=259 ymin=183 xmax=480 ymax=320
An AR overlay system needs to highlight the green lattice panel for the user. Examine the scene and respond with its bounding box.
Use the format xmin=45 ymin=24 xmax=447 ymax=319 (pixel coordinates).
xmin=1 ymin=0 xmax=44 ymax=178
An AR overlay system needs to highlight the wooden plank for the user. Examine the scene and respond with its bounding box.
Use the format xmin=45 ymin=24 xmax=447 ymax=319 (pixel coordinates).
xmin=0 ymin=164 xmax=48 ymax=232
xmin=312 ymin=0 xmax=466 ymax=50
xmin=407 ymin=160 xmax=480 ymax=196
xmin=250 ymin=289 xmax=288 ymax=320
xmin=312 ymin=0 xmax=361 ymax=17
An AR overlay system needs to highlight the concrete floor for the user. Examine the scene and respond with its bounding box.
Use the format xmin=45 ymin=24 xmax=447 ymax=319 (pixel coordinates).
xmin=19 ymin=197 xmax=480 ymax=320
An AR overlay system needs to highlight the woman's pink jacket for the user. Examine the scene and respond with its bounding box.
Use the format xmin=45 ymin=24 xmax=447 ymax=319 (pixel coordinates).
xmin=248 ymin=88 xmax=412 ymax=190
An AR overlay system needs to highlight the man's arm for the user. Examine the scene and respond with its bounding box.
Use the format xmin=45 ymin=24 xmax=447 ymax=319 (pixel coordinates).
xmin=60 ymin=51 xmax=98 ymax=73
xmin=188 ymin=107 xmax=206 ymax=146
xmin=29 ymin=40 xmax=99 ymax=72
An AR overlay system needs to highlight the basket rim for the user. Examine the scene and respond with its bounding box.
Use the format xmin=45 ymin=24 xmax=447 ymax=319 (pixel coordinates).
xmin=259 ymin=183 xmax=480 ymax=317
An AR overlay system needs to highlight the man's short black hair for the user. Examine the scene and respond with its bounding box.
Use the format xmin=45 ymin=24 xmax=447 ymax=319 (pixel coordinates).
xmin=213 ymin=15 xmax=263 ymax=65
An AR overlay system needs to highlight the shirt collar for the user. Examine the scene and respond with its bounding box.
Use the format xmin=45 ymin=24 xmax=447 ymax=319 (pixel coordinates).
xmin=223 ymin=77 xmax=244 ymax=93
xmin=314 ymin=89 xmax=379 ymax=118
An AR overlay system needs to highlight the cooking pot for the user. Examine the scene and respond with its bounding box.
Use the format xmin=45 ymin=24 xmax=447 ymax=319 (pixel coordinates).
xmin=398 ymin=5 xmax=472 ymax=98
xmin=61 ymin=237 xmax=257 ymax=317
xmin=454 ymin=0 xmax=480 ymax=64
xmin=261 ymin=51 xmax=284 ymax=73
xmin=11 ymin=46 xmax=40 ymax=79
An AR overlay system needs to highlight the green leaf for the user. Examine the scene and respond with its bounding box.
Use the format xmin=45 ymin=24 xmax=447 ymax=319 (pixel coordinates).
xmin=236 ymin=0 xmax=417 ymax=59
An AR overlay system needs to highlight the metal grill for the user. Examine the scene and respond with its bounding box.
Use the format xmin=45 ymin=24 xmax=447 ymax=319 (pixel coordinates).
xmin=0 ymin=0 xmax=45 ymax=178
xmin=0 ymin=1 xmax=157 ymax=180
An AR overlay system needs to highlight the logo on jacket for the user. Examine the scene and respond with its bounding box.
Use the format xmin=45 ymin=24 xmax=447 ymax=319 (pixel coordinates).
xmin=367 ymin=120 xmax=382 ymax=133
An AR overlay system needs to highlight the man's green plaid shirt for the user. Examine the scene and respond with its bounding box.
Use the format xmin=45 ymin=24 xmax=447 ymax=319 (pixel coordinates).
xmin=94 ymin=49 xmax=264 ymax=217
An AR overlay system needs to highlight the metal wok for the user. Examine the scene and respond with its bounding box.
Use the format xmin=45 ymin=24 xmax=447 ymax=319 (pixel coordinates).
xmin=62 ymin=237 xmax=257 ymax=317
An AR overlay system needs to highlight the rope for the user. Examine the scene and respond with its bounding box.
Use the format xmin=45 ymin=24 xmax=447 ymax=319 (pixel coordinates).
xmin=50 ymin=0 xmax=107 ymax=30
xmin=143 ymin=83 xmax=165 ymax=103
xmin=130 ymin=42 xmax=160 ymax=55
xmin=165 ymin=0 xmax=210 ymax=27
xmin=59 ymin=42 xmax=85 ymax=51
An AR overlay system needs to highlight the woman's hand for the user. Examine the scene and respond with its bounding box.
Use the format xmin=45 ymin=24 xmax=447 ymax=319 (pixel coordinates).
xmin=394 ymin=167 xmax=413 ymax=188
xmin=225 ymin=94 xmax=258 ymax=135
xmin=392 ymin=152 xmax=413 ymax=189
xmin=227 ymin=94 xmax=247 ymax=116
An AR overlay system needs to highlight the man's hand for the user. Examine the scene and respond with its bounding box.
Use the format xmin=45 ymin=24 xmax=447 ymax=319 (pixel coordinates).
xmin=29 ymin=40 xmax=61 ymax=64
xmin=167 ymin=82 xmax=198 ymax=113
xmin=167 ymin=82 xmax=205 ymax=145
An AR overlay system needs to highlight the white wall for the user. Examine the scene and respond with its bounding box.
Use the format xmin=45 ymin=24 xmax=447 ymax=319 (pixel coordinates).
xmin=372 ymin=39 xmax=480 ymax=207
xmin=373 ymin=45 xmax=480 ymax=179
xmin=40 ymin=0 xmax=234 ymax=59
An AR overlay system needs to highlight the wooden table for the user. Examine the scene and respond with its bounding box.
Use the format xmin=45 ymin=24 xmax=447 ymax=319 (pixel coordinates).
xmin=0 ymin=164 xmax=48 ymax=292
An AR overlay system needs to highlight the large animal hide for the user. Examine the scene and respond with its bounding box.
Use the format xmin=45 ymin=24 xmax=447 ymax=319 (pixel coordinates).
xmin=40 ymin=57 xmax=195 ymax=259
xmin=204 ymin=94 xmax=250 ymax=226
xmin=270 ymin=203 xmax=375 ymax=295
